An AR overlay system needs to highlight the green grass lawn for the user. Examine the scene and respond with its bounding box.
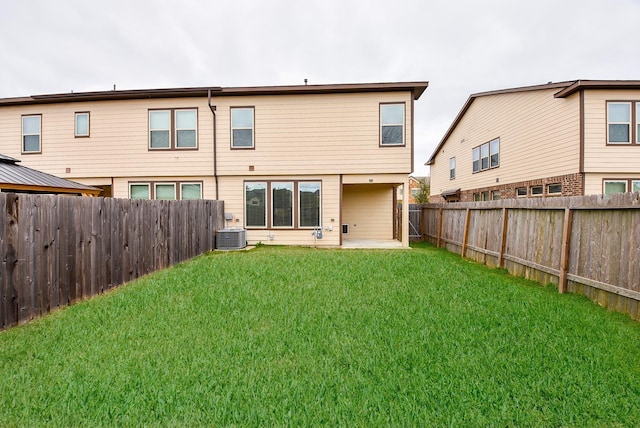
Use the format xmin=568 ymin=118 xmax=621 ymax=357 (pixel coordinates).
xmin=1 ymin=242 xmax=640 ymax=427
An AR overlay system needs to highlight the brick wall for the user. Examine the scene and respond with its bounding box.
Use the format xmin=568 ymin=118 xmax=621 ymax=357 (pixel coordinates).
xmin=429 ymin=173 xmax=584 ymax=203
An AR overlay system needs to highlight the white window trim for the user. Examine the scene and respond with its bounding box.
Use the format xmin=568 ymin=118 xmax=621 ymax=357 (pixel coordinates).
xmin=530 ymin=185 xmax=543 ymax=197
xmin=607 ymin=102 xmax=632 ymax=145
xmin=180 ymin=182 xmax=202 ymax=200
xmin=154 ymin=183 xmax=177 ymax=200
xmin=604 ymin=179 xmax=628 ymax=195
xmin=516 ymin=187 xmax=527 ymax=198
xmin=547 ymin=183 xmax=562 ymax=195
xmin=231 ymin=107 xmax=255 ymax=149
xmin=129 ymin=182 xmax=151 ymax=199
xmin=472 ymin=138 xmax=500 ymax=173
xmin=149 ymin=110 xmax=171 ymax=150
xmin=380 ymin=103 xmax=405 ymax=146
xmin=75 ymin=112 xmax=90 ymax=137
xmin=174 ymin=109 xmax=198 ymax=149
xmin=449 ymin=157 xmax=456 ymax=180
xmin=22 ymin=114 xmax=42 ymax=153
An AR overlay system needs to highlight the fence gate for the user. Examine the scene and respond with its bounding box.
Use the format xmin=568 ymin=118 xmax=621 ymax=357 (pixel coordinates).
xmin=408 ymin=204 xmax=422 ymax=240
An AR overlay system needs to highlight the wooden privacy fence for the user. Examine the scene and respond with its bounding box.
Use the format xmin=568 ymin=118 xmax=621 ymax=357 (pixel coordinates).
xmin=1 ymin=193 xmax=224 ymax=330
xmin=421 ymin=193 xmax=640 ymax=320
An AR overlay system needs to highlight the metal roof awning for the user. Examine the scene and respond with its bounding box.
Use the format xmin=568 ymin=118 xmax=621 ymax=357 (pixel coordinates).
xmin=441 ymin=188 xmax=461 ymax=197
xmin=0 ymin=155 xmax=101 ymax=196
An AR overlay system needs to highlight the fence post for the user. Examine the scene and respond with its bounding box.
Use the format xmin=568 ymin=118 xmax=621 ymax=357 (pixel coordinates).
xmin=437 ymin=207 xmax=443 ymax=248
xmin=558 ymin=208 xmax=574 ymax=293
xmin=499 ymin=207 xmax=509 ymax=268
xmin=461 ymin=208 xmax=471 ymax=258
xmin=3 ymin=194 xmax=19 ymax=329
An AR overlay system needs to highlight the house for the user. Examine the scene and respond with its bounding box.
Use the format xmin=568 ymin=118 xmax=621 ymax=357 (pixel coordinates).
xmin=0 ymin=81 xmax=428 ymax=247
xmin=0 ymin=154 xmax=100 ymax=196
xmin=397 ymin=176 xmax=429 ymax=204
xmin=426 ymin=80 xmax=640 ymax=202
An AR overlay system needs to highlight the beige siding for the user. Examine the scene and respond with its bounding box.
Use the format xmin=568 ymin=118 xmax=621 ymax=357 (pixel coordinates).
xmin=584 ymin=173 xmax=640 ymax=195
xmin=431 ymin=88 xmax=580 ymax=196
xmin=218 ymin=175 xmax=341 ymax=247
xmin=583 ymin=89 xmax=640 ymax=173
xmin=215 ymin=92 xmax=413 ymax=176
xmin=0 ymin=99 xmax=214 ymax=178
xmin=0 ymin=91 xmax=413 ymax=182
xmin=342 ymin=184 xmax=394 ymax=240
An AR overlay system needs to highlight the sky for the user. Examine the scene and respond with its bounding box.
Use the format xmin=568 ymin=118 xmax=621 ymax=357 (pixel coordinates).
xmin=1 ymin=0 xmax=639 ymax=176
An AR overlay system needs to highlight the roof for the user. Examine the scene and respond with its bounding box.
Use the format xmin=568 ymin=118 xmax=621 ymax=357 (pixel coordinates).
xmin=0 ymin=155 xmax=100 ymax=196
xmin=425 ymin=79 xmax=640 ymax=165
xmin=0 ymin=81 xmax=429 ymax=106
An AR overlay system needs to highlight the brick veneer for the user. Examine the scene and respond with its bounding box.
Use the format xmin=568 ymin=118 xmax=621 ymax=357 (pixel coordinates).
xmin=430 ymin=173 xmax=584 ymax=203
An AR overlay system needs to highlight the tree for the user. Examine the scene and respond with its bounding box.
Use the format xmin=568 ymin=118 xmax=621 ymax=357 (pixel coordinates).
xmin=412 ymin=177 xmax=431 ymax=204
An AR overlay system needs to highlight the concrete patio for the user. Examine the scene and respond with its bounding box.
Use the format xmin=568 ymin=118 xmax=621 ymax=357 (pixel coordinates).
xmin=341 ymin=239 xmax=407 ymax=249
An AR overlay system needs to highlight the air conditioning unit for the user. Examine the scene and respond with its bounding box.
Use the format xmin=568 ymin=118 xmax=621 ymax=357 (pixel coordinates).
xmin=216 ymin=229 xmax=247 ymax=250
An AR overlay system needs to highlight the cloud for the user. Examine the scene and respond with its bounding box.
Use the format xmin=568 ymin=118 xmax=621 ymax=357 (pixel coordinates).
xmin=1 ymin=0 xmax=639 ymax=175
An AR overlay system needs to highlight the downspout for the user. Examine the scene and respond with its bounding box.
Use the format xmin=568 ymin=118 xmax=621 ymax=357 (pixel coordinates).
xmin=207 ymin=89 xmax=219 ymax=200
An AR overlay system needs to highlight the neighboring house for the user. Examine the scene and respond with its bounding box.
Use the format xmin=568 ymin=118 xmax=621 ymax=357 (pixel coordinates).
xmin=426 ymin=80 xmax=640 ymax=202
xmin=397 ymin=176 xmax=429 ymax=204
xmin=0 ymin=154 xmax=99 ymax=196
xmin=0 ymin=81 xmax=428 ymax=247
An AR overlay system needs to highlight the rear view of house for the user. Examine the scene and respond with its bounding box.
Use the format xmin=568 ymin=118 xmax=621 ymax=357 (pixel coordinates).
xmin=0 ymin=81 xmax=428 ymax=247
xmin=427 ymin=80 xmax=640 ymax=202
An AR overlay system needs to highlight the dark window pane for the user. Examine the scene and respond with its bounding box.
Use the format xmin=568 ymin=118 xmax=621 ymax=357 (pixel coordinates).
xmin=151 ymin=130 xmax=170 ymax=148
xmin=245 ymin=183 xmax=266 ymax=227
xmin=299 ymin=183 xmax=320 ymax=227
xmin=609 ymin=124 xmax=629 ymax=143
xmin=473 ymin=160 xmax=479 ymax=173
xmin=177 ymin=130 xmax=196 ymax=147
xmin=382 ymin=125 xmax=403 ymax=145
xmin=233 ymin=129 xmax=253 ymax=147
xmin=481 ymin=157 xmax=488 ymax=170
xmin=272 ymin=183 xmax=293 ymax=227
xmin=490 ymin=153 xmax=499 ymax=168
xmin=23 ymin=135 xmax=40 ymax=152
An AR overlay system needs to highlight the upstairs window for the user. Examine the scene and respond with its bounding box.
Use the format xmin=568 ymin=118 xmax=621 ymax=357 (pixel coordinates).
xmin=149 ymin=109 xmax=198 ymax=149
xmin=449 ymin=157 xmax=456 ymax=180
xmin=380 ymin=103 xmax=405 ymax=146
xmin=22 ymin=114 xmax=41 ymax=153
xmin=472 ymin=138 xmax=500 ymax=173
xmin=175 ymin=110 xmax=197 ymax=148
xmin=607 ymin=102 xmax=632 ymax=144
xmin=149 ymin=110 xmax=171 ymax=148
xmin=637 ymin=102 xmax=640 ymax=143
xmin=490 ymin=138 xmax=500 ymax=168
xmin=231 ymin=107 xmax=255 ymax=148
xmin=75 ymin=112 xmax=90 ymax=137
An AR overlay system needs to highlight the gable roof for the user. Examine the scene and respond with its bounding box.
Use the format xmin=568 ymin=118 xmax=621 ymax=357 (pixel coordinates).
xmin=0 ymin=81 xmax=429 ymax=107
xmin=0 ymin=155 xmax=100 ymax=196
xmin=425 ymin=79 xmax=640 ymax=165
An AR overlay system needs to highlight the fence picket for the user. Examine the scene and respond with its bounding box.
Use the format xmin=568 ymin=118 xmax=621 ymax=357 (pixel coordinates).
xmin=420 ymin=194 xmax=640 ymax=320
xmin=0 ymin=194 xmax=224 ymax=331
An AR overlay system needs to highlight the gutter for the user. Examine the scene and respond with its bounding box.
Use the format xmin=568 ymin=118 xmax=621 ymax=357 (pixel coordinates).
xmin=207 ymin=89 xmax=219 ymax=200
